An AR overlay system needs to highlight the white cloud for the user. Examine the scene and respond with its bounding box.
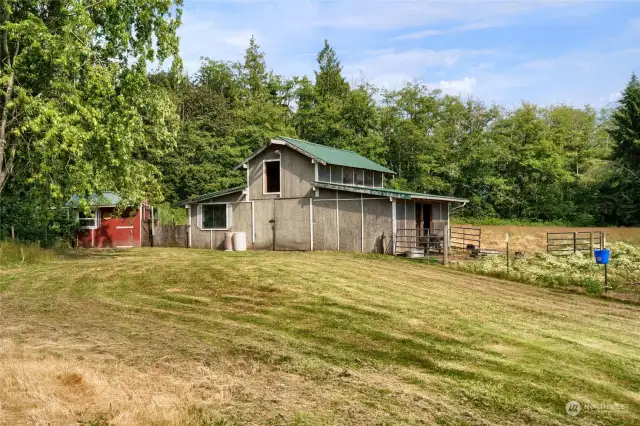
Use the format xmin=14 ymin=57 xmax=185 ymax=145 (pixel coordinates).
xmin=439 ymin=77 xmax=477 ymax=94
xmin=395 ymin=20 xmax=507 ymax=40
xmin=343 ymin=48 xmax=496 ymax=89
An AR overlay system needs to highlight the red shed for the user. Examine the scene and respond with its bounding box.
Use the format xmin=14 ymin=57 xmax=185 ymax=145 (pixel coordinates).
xmin=70 ymin=192 xmax=149 ymax=249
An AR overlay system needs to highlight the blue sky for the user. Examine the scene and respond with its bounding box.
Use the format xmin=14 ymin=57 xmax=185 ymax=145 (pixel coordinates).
xmin=177 ymin=0 xmax=640 ymax=107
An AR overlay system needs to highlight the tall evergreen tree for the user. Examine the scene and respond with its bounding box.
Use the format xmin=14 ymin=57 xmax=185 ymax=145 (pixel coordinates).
xmin=604 ymin=73 xmax=640 ymax=225
xmin=242 ymin=36 xmax=267 ymax=95
xmin=314 ymin=39 xmax=349 ymax=100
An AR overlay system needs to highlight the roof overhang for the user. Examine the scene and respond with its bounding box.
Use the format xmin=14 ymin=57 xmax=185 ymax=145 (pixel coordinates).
xmin=178 ymin=185 xmax=247 ymax=206
xmin=312 ymin=181 xmax=468 ymax=203
xmin=234 ymin=138 xmax=328 ymax=170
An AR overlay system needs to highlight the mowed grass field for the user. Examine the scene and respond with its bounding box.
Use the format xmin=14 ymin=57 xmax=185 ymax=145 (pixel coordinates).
xmin=458 ymin=225 xmax=640 ymax=253
xmin=1 ymin=249 xmax=639 ymax=425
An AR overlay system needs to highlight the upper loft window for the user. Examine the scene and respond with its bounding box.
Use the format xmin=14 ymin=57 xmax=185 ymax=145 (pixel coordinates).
xmin=316 ymin=165 xmax=384 ymax=189
xmin=342 ymin=167 xmax=354 ymax=185
xmin=318 ymin=164 xmax=330 ymax=182
xmin=263 ymin=159 xmax=281 ymax=194
xmin=374 ymin=172 xmax=383 ymax=187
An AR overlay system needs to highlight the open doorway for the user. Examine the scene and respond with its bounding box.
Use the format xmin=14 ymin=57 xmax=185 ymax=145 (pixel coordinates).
xmin=415 ymin=203 xmax=432 ymax=236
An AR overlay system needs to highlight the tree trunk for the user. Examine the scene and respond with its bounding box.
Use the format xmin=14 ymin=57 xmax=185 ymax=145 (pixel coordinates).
xmin=0 ymin=66 xmax=14 ymax=193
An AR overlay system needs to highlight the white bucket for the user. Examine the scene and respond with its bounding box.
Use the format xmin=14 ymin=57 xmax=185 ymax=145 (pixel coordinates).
xmin=232 ymin=232 xmax=247 ymax=252
xmin=224 ymin=232 xmax=233 ymax=251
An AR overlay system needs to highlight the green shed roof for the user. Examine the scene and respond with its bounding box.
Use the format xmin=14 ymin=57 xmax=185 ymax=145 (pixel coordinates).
xmin=66 ymin=191 xmax=122 ymax=207
xmin=277 ymin=136 xmax=394 ymax=174
xmin=178 ymin=185 xmax=246 ymax=206
xmin=313 ymin=181 xmax=468 ymax=203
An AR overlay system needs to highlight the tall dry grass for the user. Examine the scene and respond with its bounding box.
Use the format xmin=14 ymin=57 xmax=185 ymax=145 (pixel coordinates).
xmin=0 ymin=242 xmax=57 ymax=266
xmin=456 ymin=225 xmax=640 ymax=253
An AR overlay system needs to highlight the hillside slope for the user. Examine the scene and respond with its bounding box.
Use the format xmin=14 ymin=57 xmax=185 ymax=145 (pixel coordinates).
xmin=1 ymin=249 xmax=639 ymax=425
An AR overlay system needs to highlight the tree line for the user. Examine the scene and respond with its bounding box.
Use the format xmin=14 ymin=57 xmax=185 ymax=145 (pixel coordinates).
xmin=0 ymin=2 xmax=638 ymax=245
xmin=151 ymin=37 xmax=639 ymax=227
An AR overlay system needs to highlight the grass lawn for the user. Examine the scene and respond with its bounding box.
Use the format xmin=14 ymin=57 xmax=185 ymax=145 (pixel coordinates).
xmin=1 ymin=249 xmax=639 ymax=425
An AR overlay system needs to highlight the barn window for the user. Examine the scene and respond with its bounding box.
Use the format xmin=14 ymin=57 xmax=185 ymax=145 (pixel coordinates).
xmin=331 ymin=166 xmax=343 ymax=184
xmin=364 ymin=170 xmax=375 ymax=187
xmin=342 ymin=167 xmax=354 ymax=185
xmin=318 ymin=164 xmax=330 ymax=182
xmin=355 ymin=169 xmax=364 ymax=186
xmin=202 ymin=204 xmax=229 ymax=229
xmin=263 ymin=159 xmax=281 ymax=194
xmin=374 ymin=172 xmax=383 ymax=187
xmin=78 ymin=210 xmax=98 ymax=229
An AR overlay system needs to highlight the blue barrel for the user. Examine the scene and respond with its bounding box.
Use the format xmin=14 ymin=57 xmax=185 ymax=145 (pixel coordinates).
xmin=594 ymin=249 xmax=610 ymax=265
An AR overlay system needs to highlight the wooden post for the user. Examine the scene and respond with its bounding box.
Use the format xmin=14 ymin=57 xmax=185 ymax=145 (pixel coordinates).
xmin=10 ymin=225 xmax=14 ymax=241
xmin=602 ymin=231 xmax=607 ymax=249
xmin=573 ymin=231 xmax=577 ymax=254
xmin=150 ymin=206 xmax=155 ymax=247
xmin=443 ymin=225 xmax=449 ymax=265
xmin=506 ymin=232 xmax=510 ymax=279
xmin=589 ymin=232 xmax=594 ymax=257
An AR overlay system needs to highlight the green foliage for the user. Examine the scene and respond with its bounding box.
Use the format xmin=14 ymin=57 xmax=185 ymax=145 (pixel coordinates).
xmin=0 ymin=0 xmax=182 ymax=205
xmin=156 ymin=203 xmax=187 ymax=225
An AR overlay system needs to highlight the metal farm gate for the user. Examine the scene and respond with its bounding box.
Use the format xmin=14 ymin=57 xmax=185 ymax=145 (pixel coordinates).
xmin=546 ymin=231 xmax=604 ymax=255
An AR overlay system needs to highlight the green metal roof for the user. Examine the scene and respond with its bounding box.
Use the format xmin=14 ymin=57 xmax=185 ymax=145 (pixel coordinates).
xmin=66 ymin=191 xmax=122 ymax=207
xmin=277 ymin=136 xmax=395 ymax=174
xmin=178 ymin=185 xmax=246 ymax=206
xmin=313 ymin=181 xmax=468 ymax=203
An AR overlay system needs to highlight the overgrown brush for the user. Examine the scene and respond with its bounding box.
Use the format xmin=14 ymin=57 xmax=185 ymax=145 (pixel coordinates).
xmin=0 ymin=241 xmax=58 ymax=266
xmin=452 ymin=242 xmax=640 ymax=295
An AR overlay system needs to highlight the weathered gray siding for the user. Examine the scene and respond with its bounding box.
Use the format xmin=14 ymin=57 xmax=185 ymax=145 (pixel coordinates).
xmin=252 ymin=199 xmax=274 ymax=250
xmin=274 ymin=198 xmax=311 ymax=250
xmin=312 ymin=199 xmax=338 ymax=251
xmin=363 ymin=199 xmax=393 ymax=254
xmin=338 ymin=200 xmax=361 ymax=252
xmin=247 ymin=145 xmax=315 ymax=200
xmin=189 ymin=201 xmax=252 ymax=249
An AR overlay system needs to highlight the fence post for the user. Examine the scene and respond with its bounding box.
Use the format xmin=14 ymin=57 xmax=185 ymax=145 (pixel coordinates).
xmin=10 ymin=225 xmax=14 ymax=241
xmin=443 ymin=225 xmax=449 ymax=265
xmin=602 ymin=231 xmax=607 ymax=249
xmin=589 ymin=233 xmax=594 ymax=257
xmin=573 ymin=232 xmax=577 ymax=254
xmin=506 ymin=232 xmax=510 ymax=279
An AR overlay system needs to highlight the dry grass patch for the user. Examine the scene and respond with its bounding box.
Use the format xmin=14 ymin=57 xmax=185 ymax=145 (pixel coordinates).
xmin=459 ymin=225 xmax=640 ymax=252
xmin=1 ymin=248 xmax=639 ymax=425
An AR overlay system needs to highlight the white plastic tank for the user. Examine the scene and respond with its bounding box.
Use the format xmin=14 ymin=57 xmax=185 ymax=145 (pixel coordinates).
xmin=232 ymin=232 xmax=247 ymax=251
xmin=224 ymin=232 xmax=234 ymax=251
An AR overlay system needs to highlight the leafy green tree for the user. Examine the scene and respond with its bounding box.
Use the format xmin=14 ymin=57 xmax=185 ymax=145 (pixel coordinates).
xmin=0 ymin=0 xmax=182 ymax=206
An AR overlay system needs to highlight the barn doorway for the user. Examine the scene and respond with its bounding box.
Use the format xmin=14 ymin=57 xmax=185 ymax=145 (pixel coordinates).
xmin=415 ymin=203 xmax=432 ymax=236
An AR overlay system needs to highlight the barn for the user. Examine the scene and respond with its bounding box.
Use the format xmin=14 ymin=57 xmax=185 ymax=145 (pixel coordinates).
xmin=69 ymin=192 xmax=149 ymax=249
xmin=180 ymin=137 xmax=468 ymax=253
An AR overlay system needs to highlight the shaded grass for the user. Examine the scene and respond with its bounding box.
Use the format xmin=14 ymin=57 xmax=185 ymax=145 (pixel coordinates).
xmin=1 ymin=248 xmax=639 ymax=425
xmin=0 ymin=241 xmax=58 ymax=265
